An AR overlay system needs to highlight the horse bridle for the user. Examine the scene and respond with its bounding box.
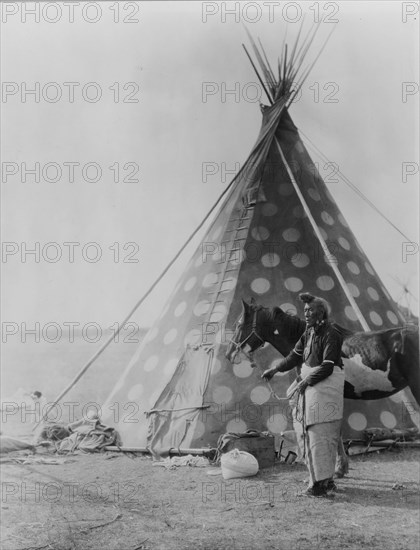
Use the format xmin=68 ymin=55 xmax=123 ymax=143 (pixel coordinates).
xmin=228 ymin=308 xmax=291 ymax=403
xmin=229 ymin=308 xmax=265 ymax=367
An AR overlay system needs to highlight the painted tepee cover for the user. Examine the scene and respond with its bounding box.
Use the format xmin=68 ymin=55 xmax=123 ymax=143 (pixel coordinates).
xmin=102 ymin=34 xmax=414 ymax=453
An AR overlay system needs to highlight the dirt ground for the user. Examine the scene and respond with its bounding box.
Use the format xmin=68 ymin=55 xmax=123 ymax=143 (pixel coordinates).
xmin=1 ymin=446 xmax=419 ymax=550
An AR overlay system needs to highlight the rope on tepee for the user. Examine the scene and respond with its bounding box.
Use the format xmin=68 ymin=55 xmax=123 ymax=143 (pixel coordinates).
xmin=301 ymin=130 xmax=414 ymax=243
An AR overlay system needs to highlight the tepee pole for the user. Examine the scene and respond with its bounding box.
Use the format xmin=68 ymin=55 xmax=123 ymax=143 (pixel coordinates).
xmin=275 ymin=138 xmax=371 ymax=331
xmin=242 ymin=44 xmax=273 ymax=105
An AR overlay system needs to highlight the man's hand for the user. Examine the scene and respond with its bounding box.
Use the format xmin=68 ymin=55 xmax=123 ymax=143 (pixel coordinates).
xmin=261 ymin=366 xmax=278 ymax=381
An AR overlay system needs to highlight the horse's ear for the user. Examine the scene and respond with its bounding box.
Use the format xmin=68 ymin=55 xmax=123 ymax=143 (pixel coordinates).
xmin=241 ymin=299 xmax=249 ymax=314
xmin=250 ymin=297 xmax=256 ymax=306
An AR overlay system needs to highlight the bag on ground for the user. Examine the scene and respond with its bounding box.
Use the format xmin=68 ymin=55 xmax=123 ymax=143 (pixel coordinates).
xmin=220 ymin=449 xmax=259 ymax=479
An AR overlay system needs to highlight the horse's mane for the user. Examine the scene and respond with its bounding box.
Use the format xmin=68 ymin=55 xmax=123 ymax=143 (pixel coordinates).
xmin=271 ymin=305 xmax=301 ymax=323
xmin=270 ymin=306 xmax=306 ymax=341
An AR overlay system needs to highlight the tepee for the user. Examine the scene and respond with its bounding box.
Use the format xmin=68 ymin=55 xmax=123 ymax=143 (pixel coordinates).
xmin=102 ymin=30 xmax=415 ymax=454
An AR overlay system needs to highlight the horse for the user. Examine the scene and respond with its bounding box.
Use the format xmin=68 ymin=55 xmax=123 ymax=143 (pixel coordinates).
xmin=225 ymin=300 xmax=419 ymax=476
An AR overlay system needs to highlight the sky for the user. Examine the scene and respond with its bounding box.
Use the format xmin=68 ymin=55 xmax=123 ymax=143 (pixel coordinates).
xmin=1 ymin=0 xmax=419 ymax=343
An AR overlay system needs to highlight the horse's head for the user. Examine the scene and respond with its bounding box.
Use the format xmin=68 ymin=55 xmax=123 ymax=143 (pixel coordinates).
xmin=225 ymin=299 xmax=266 ymax=365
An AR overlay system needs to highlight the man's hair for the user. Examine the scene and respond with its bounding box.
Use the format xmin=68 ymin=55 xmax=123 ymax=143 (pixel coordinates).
xmin=32 ymin=391 xmax=42 ymax=398
xmin=299 ymin=292 xmax=330 ymax=320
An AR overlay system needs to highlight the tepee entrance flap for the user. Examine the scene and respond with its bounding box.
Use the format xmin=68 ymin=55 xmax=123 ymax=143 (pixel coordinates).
xmin=146 ymin=345 xmax=215 ymax=455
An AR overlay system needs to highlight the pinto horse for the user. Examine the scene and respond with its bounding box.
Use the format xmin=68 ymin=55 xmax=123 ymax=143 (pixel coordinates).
xmin=225 ymin=300 xmax=419 ymax=477
xmin=226 ymin=300 xmax=420 ymax=405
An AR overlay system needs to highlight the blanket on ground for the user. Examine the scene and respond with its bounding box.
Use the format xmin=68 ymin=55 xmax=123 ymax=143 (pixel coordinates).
xmin=39 ymin=419 xmax=121 ymax=453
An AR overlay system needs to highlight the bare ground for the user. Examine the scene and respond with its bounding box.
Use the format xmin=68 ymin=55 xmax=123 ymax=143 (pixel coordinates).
xmin=1 ymin=447 xmax=419 ymax=550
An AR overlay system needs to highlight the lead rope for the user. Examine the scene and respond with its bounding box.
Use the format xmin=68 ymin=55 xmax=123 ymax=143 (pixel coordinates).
xmin=295 ymin=391 xmax=307 ymax=460
xmin=266 ymin=376 xmax=306 ymax=460
xmin=266 ymin=380 xmax=289 ymax=402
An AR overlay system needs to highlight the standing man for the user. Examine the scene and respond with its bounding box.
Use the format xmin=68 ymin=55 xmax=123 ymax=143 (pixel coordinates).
xmin=262 ymin=292 xmax=345 ymax=497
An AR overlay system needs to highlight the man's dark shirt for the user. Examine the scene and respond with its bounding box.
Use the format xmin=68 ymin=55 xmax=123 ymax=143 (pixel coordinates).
xmin=278 ymin=321 xmax=343 ymax=386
